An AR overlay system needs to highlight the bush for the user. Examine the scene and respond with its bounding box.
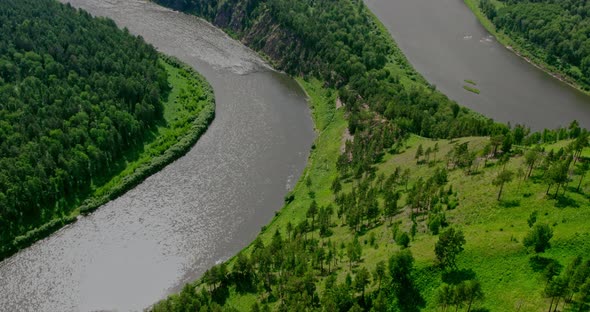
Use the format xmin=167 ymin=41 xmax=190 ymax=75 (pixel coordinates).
xmin=429 ymin=216 xmax=442 ymax=235
xmin=523 ymin=223 xmax=553 ymax=253
xmin=429 ymin=213 xmax=447 ymax=235
xmin=447 ymin=200 xmax=458 ymax=210
xmin=396 ymin=232 xmax=410 ymax=248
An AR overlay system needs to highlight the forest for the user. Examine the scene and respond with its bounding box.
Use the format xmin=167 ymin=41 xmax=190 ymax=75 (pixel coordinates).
xmin=0 ymin=0 xmax=215 ymax=259
xmin=156 ymin=0 xmax=510 ymax=180
xmin=478 ymin=0 xmax=590 ymax=90
xmin=152 ymin=0 xmax=590 ymax=311
xmin=1 ymin=0 xmax=588 ymax=310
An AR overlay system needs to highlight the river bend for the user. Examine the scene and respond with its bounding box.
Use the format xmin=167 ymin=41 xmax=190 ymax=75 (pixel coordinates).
xmin=0 ymin=1 xmax=314 ymax=311
xmin=365 ymin=0 xmax=590 ymax=130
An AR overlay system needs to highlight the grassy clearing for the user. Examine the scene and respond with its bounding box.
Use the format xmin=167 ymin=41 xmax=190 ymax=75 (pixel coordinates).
xmin=370 ymin=136 xmax=590 ymax=311
xmin=3 ymin=57 xmax=215 ymax=260
xmin=322 ymin=134 xmax=590 ymax=311
xmin=463 ymin=85 xmax=481 ymax=94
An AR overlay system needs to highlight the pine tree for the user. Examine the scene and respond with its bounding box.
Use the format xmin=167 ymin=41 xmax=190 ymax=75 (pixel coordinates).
xmin=415 ymin=144 xmax=424 ymax=164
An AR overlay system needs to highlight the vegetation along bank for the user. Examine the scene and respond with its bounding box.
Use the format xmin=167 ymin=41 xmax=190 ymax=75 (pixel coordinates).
xmin=465 ymin=0 xmax=590 ymax=94
xmin=0 ymin=0 xmax=215 ymax=261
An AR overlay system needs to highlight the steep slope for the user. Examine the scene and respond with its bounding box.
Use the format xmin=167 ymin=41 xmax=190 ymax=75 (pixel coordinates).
xmin=154 ymin=79 xmax=590 ymax=312
xmin=151 ymin=0 xmax=590 ymax=311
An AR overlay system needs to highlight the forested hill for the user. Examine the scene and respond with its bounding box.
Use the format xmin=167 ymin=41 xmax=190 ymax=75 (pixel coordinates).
xmin=156 ymin=0 xmax=499 ymax=139
xmin=0 ymin=0 xmax=168 ymax=253
xmin=156 ymin=0 xmax=516 ymax=191
xmin=152 ymin=0 xmax=590 ymax=311
xmin=478 ymin=0 xmax=590 ymax=91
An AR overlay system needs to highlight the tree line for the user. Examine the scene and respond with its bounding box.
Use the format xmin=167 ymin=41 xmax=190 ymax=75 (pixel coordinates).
xmin=480 ymin=0 xmax=590 ymax=89
xmin=0 ymin=0 xmax=169 ymax=255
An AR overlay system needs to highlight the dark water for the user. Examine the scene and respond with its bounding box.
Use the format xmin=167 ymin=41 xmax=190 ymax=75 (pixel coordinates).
xmin=0 ymin=1 xmax=314 ymax=311
xmin=364 ymin=0 xmax=590 ymax=130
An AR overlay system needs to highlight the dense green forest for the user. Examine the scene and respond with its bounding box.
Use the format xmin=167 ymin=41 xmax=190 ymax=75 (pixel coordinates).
xmin=476 ymin=0 xmax=590 ymax=90
xmin=152 ymin=0 xmax=590 ymax=311
xmin=0 ymin=0 xmax=214 ymax=259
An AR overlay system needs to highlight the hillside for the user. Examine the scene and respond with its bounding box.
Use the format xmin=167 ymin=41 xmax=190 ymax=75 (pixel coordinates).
xmin=151 ymin=0 xmax=590 ymax=311
xmin=154 ymin=78 xmax=590 ymax=311
xmin=155 ymin=0 xmax=497 ymax=138
xmin=0 ymin=0 xmax=215 ymax=260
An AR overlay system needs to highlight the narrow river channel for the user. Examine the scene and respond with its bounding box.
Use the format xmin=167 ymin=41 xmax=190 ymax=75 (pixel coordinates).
xmin=365 ymin=0 xmax=590 ymax=130
xmin=0 ymin=1 xmax=315 ymax=311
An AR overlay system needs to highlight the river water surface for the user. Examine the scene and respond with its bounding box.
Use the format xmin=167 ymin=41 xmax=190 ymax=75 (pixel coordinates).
xmin=0 ymin=1 xmax=314 ymax=311
xmin=364 ymin=0 xmax=590 ymax=130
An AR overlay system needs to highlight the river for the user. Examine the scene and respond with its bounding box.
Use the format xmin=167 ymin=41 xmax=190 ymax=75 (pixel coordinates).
xmin=364 ymin=0 xmax=590 ymax=130
xmin=0 ymin=0 xmax=314 ymax=311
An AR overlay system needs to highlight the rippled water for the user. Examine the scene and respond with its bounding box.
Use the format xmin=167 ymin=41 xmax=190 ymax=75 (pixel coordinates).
xmin=365 ymin=0 xmax=590 ymax=130
xmin=0 ymin=1 xmax=314 ymax=311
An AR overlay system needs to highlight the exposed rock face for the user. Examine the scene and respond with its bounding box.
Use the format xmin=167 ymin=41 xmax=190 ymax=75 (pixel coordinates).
xmin=157 ymin=0 xmax=302 ymax=71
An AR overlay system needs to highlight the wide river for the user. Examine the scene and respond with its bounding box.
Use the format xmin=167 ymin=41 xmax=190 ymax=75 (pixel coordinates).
xmin=0 ymin=0 xmax=314 ymax=311
xmin=5 ymin=0 xmax=590 ymax=311
xmin=364 ymin=0 xmax=590 ymax=130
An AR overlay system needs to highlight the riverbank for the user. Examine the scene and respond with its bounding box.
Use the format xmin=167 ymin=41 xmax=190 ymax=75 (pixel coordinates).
xmin=463 ymin=0 xmax=590 ymax=96
xmin=148 ymin=1 xmax=590 ymax=309
xmin=152 ymin=76 xmax=346 ymax=310
xmin=0 ymin=56 xmax=215 ymax=261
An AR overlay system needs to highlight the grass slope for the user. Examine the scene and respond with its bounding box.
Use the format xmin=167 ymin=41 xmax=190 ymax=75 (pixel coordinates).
xmin=377 ymin=137 xmax=590 ymax=311
xmin=172 ymin=109 xmax=590 ymax=311
xmin=152 ymin=3 xmax=590 ymax=311
xmin=330 ymin=134 xmax=589 ymax=311
xmin=4 ymin=57 xmax=215 ymax=260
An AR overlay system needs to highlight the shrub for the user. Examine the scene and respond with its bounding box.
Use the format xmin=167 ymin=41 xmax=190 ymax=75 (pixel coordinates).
xmin=396 ymin=232 xmax=410 ymax=248
xmin=523 ymin=223 xmax=553 ymax=253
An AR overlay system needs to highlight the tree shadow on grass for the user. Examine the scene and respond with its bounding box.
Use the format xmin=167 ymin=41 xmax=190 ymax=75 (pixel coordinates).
xmin=234 ymin=275 xmax=257 ymax=294
xmin=499 ymin=199 xmax=520 ymax=208
xmin=211 ymin=283 xmax=230 ymax=305
xmin=441 ymin=268 xmax=476 ymax=285
xmin=555 ymin=195 xmax=579 ymax=208
xmin=529 ymin=255 xmax=562 ymax=273
xmin=396 ymin=281 xmax=425 ymax=312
